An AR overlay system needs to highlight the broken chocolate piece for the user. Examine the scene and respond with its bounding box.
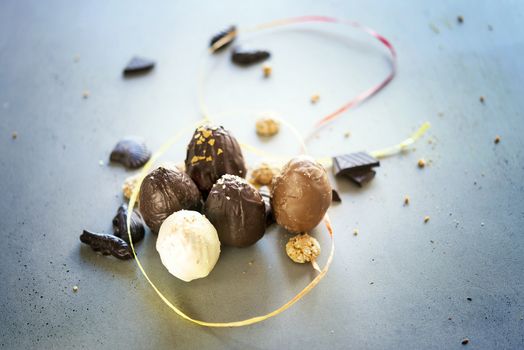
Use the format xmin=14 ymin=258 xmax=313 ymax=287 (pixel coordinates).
xmin=332 ymin=152 xmax=379 ymax=177
xmin=348 ymin=168 xmax=376 ymax=187
xmin=331 ymin=189 xmax=342 ymax=203
xmin=123 ymin=56 xmax=155 ymax=75
xmin=231 ymin=47 xmax=270 ymax=66
xmin=259 ymin=186 xmax=275 ymax=226
xmin=79 ymin=230 xmax=133 ymax=260
xmin=209 ymin=25 xmax=236 ymax=52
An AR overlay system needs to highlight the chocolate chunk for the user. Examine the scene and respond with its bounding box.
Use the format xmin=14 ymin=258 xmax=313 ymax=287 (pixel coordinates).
xmin=123 ymin=56 xmax=155 ymax=75
xmin=112 ymin=203 xmax=145 ymax=244
xmin=79 ymin=230 xmax=133 ymax=260
xmin=231 ymin=47 xmax=270 ymax=66
xmin=185 ymin=125 xmax=247 ymax=196
xmin=209 ymin=25 xmax=236 ymax=52
xmin=332 ymin=152 xmax=379 ymax=177
xmin=109 ymin=137 xmax=151 ymax=169
xmin=204 ymin=175 xmax=266 ymax=247
xmin=331 ymin=189 xmax=342 ymax=203
xmin=347 ymin=168 xmax=376 ymax=187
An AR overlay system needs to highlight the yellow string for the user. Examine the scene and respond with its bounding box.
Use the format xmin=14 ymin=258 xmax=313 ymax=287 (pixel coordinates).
xmin=125 ymin=119 xmax=335 ymax=328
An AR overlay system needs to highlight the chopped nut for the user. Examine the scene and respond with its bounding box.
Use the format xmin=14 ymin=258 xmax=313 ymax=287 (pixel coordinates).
xmin=494 ymin=135 xmax=500 ymax=144
xmin=256 ymin=117 xmax=280 ymax=137
xmin=404 ymin=196 xmax=410 ymax=205
xmin=11 ymin=131 xmax=17 ymax=139
xmin=122 ymin=174 xmax=142 ymax=200
xmin=262 ymin=64 xmax=272 ymax=77
xmin=250 ymin=163 xmax=279 ymax=186
xmin=310 ymin=94 xmax=320 ymax=104
xmin=418 ymin=159 xmax=426 ymax=168
xmin=424 ymin=216 xmax=430 ymax=223
xmin=72 ymin=285 xmax=78 ymax=292
xmin=286 ymin=233 xmax=320 ymax=264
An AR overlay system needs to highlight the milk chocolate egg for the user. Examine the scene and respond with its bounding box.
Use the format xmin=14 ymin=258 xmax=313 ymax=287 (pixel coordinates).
xmin=185 ymin=125 xmax=247 ymax=196
xmin=139 ymin=166 xmax=202 ymax=233
xmin=271 ymin=156 xmax=332 ymax=233
xmin=204 ymin=174 xmax=266 ymax=247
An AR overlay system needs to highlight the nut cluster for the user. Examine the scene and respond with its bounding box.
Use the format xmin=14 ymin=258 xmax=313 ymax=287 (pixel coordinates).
xmin=256 ymin=118 xmax=280 ymax=137
xmin=285 ymin=233 xmax=321 ymax=263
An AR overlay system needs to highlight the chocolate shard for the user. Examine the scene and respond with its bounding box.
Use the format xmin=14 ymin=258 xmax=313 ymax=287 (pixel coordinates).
xmin=331 ymin=189 xmax=342 ymax=203
xmin=258 ymin=186 xmax=275 ymax=226
xmin=332 ymin=152 xmax=380 ymax=177
xmin=348 ymin=168 xmax=376 ymax=187
xmin=209 ymin=25 xmax=236 ymax=52
xmin=231 ymin=47 xmax=270 ymax=66
xmin=123 ymin=56 xmax=155 ymax=75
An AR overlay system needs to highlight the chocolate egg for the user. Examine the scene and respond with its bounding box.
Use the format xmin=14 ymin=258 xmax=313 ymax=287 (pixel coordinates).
xmin=204 ymin=174 xmax=266 ymax=247
xmin=271 ymin=156 xmax=332 ymax=233
xmin=185 ymin=125 xmax=247 ymax=196
xmin=139 ymin=166 xmax=202 ymax=233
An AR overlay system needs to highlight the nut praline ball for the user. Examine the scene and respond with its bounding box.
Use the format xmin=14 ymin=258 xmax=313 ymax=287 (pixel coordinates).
xmin=271 ymin=156 xmax=332 ymax=233
xmin=204 ymin=174 xmax=266 ymax=247
xmin=139 ymin=166 xmax=202 ymax=234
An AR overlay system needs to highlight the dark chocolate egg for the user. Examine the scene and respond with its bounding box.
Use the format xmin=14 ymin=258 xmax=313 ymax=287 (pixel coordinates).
xmin=185 ymin=125 xmax=247 ymax=196
xmin=139 ymin=166 xmax=202 ymax=233
xmin=204 ymin=174 xmax=266 ymax=247
xmin=271 ymin=156 xmax=332 ymax=233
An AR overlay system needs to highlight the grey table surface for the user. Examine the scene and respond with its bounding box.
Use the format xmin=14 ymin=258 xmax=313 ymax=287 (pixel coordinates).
xmin=1 ymin=0 xmax=523 ymax=349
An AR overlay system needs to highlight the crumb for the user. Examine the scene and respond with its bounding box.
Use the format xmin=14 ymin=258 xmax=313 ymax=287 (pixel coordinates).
xmin=98 ymin=160 xmax=104 ymax=166
xmin=369 ymin=281 xmax=374 ymax=285
xmin=262 ymin=64 xmax=272 ymax=78
xmin=72 ymin=285 xmax=78 ymax=292
xmin=248 ymin=260 xmax=253 ymax=266
xmin=255 ymin=117 xmax=280 ymax=137
xmin=424 ymin=216 xmax=430 ymax=223
xmin=479 ymin=96 xmax=485 ymax=103
xmin=250 ymin=163 xmax=279 ymax=186
xmin=122 ymin=174 xmax=142 ymax=200
xmin=457 ymin=16 xmax=464 ymax=24
xmin=73 ymin=55 xmax=80 ymax=62
xmin=404 ymin=196 xmax=410 ymax=206
xmin=344 ymin=131 xmax=351 ymax=138
xmin=461 ymin=338 xmax=469 ymax=345
xmin=11 ymin=132 xmax=17 ymax=139
xmin=82 ymin=90 xmax=90 ymax=99
xmin=418 ymin=159 xmax=426 ymax=168
xmin=310 ymin=94 xmax=320 ymax=104
xmin=494 ymin=135 xmax=500 ymax=144
xmin=353 ymin=229 xmax=359 ymax=236
xmin=286 ymin=233 xmax=320 ymax=263
xmin=467 ymin=297 xmax=472 ymax=301
xmin=487 ymin=25 xmax=493 ymax=31
xmin=448 ymin=317 xmax=452 ymax=320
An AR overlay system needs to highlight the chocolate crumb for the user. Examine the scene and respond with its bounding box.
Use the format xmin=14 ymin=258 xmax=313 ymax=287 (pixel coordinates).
xmin=418 ymin=159 xmax=426 ymax=168
xmin=494 ymin=135 xmax=500 ymax=144
xmin=424 ymin=216 xmax=430 ymax=223
xmin=479 ymin=96 xmax=485 ymax=103
xmin=404 ymin=196 xmax=410 ymax=206
xmin=457 ymin=16 xmax=464 ymax=24
xmin=461 ymin=338 xmax=469 ymax=345
xmin=467 ymin=297 xmax=472 ymax=301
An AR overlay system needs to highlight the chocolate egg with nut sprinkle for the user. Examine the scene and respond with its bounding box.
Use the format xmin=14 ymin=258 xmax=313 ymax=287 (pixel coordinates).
xmin=204 ymin=174 xmax=266 ymax=247
xmin=185 ymin=125 xmax=247 ymax=196
xmin=271 ymin=156 xmax=332 ymax=233
xmin=139 ymin=166 xmax=202 ymax=234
